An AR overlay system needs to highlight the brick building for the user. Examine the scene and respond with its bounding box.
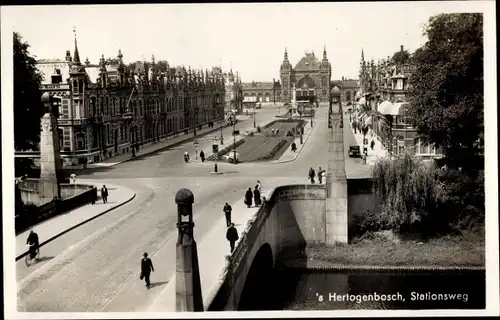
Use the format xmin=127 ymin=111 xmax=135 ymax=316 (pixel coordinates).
xmin=36 ymin=35 xmax=225 ymax=166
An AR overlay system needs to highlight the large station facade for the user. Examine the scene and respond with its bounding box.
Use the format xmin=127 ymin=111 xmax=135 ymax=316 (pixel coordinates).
xmin=37 ymin=37 xmax=226 ymax=166
xmin=241 ymin=48 xmax=332 ymax=104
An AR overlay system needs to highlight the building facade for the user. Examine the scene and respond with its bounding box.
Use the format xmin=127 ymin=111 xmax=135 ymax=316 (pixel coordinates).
xmin=37 ymin=36 xmax=225 ymax=166
xmin=223 ymin=69 xmax=243 ymax=113
xmin=330 ymin=77 xmax=359 ymax=106
xmin=279 ymin=48 xmax=331 ymax=104
xmin=357 ymin=45 xmax=442 ymax=159
xmin=241 ymin=80 xmax=281 ymax=104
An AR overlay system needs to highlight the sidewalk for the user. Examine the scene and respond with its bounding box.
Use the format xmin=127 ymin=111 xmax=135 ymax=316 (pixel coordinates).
xmin=65 ymin=119 xmax=227 ymax=169
xmin=16 ymin=182 xmax=136 ymax=260
xmin=348 ymin=121 xmax=388 ymax=165
xmin=274 ymin=121 xmax=315 ymax=163
xmin=148 ymin=177 xmax=306 ymax=312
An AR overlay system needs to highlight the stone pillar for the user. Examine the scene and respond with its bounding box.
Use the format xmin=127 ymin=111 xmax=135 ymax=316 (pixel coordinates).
xmin=292 ymin=83 xmax=296 ymax=109
xmin=39 ymin=93 xmax=62 ymax=201
xmin=175 ymin=188 xmax=203 ymax=312
xmin=325 ymin=103 xmax=348 ymax=244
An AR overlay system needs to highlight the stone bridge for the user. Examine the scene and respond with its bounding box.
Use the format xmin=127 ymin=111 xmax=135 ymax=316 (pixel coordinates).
xmin=202 ymin=103 xmax=380 ymax=310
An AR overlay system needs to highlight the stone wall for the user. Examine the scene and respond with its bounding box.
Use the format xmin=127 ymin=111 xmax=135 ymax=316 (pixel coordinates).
xmin=17 ymin=178 xmax=92 ymax=204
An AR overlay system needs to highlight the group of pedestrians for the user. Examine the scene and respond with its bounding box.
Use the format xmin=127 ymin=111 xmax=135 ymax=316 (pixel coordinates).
xmin=90 ymin=184 xmax=109 ymax=205
xmin=224 ymin=180 xmax=263 ymax=253
xmin=308 ymin=166 xmax=326 ymax=184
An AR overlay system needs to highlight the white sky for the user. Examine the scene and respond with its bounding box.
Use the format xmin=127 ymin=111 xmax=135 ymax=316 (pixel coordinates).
xmin=1 ymin=2 xmax=493 ymax=82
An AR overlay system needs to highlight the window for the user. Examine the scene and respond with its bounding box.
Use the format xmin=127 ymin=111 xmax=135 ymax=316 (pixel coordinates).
xmin=397 ymin=137 xmax=405 ymax=154
xmin=415 ymin=138 xmax=436 ymax=155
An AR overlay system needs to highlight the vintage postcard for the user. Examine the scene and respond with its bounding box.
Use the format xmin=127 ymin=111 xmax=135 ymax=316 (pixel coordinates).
xmin=2 ymin=1 xmax=498 ymax=318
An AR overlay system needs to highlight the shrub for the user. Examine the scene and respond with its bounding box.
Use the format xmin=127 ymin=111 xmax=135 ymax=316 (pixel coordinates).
xmin=350 ymin=209 xmax=391 ymax=236
xmin=255 ymin=139 xmax=288 ymax=161
xmin=371 ymin=153 xmax=446 ymax=235
xmin=207 ymin=139 xmax=245 ymax=161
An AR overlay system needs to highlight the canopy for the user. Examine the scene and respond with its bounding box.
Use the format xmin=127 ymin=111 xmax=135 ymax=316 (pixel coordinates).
xmin=364 ymin=116 xmax=373 ymax=126
xmin=390 ymin=102 xmax=408 ymax=116
xmin=378 ymin=100 xmax=393 ymax=115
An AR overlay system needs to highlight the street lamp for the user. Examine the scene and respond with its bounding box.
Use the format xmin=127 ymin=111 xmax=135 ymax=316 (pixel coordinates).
xmin=253 ymin=103 xmax=256 ymax=128
xmin=232 ymin=119 xmax=237 ymax=164
xmin=220 ymin=121 xmax=224 ymax=145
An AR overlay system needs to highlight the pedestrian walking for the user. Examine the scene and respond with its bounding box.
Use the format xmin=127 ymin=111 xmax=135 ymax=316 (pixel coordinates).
xmin=226 ymin=223 xmax=239 ymax=253
xmin=291 ymin=141 xmax=297 ymax=152
xmin=271 ymin=128 xmax=275 ymax=135
xmin=318 ymin=167 xmax=324 ymax=184
xmin=200 ymin=150 xmax=205 ymax=162
xmin=140 ymin=252 xmax=155 ymax=288
xmin=101 ymin=185 xmax=108 ymax=204
xmin=308 ymin=167 xmax=316 ymax=184
xmin=244 ymin=187 xmax=253 ymax=208
xmin=256 ymin=180 xmax=262 ymax=192
xmin=362 ymin=152 xmax=367 ymax=164
xmin=253 ymin=186 xmax=262 ymax=207
xmin=223 ymin=202 xmax=232 ymax=227
xmin=91 ymin=188 xmax=97 ymax=205
xmin=370 ymin=139 xmax=375 ymax=150
xmin=276 ymin=129 xmax=280 ymax=135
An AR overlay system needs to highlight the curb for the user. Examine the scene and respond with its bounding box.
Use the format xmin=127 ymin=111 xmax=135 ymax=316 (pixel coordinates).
xmin=279 ymin=263 xmax=485 ymax=273
xmin=16 ymin=192 xmax=136 ymax=261
xmin=273 ymin=123 xmax=316 ymax=164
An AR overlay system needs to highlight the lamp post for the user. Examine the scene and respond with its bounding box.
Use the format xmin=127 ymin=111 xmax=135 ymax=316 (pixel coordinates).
xmin=253 ymin=103 xmax=256 ymax=128
xmin=233 ymin=119 xmax=237 ymax=164
xmin=220 ymin=121 xmax=224 ymax=145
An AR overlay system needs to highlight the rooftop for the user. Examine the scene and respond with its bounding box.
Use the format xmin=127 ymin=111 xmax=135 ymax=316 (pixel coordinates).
xmin=294 ymin=52 xmax=321 ymax=72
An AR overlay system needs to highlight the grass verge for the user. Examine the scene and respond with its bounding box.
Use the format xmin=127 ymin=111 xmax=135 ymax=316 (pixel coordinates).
xmin=304 ymin=229 xmax=485 ymax=268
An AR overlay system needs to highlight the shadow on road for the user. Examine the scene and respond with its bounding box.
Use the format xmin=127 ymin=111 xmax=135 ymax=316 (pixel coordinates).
xmin=148 ymin=281 xmax=168 ymax=289
xmin=36 ymin=256 xmax=55 ymax=263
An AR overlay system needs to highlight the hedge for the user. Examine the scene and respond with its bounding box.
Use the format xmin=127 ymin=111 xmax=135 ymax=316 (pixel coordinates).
xmin=207 ymin=139 xmax=246 ymax=161
xmin=256 ymin=139 xmax=288 ymax=161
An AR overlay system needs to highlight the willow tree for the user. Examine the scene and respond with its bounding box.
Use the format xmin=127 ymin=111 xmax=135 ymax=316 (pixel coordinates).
xmin=372 ymin=153 xmax=446 ymax=234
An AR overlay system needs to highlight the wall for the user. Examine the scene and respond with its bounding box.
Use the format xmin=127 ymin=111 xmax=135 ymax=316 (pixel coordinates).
xmin=17 ymin=178 xmax=94 ymax=204
xmin=347 ymin=178 xmax=381 ymax=226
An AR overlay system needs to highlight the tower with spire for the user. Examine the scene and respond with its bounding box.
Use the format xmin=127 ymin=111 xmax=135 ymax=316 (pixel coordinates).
xmin=279 ymin=47 xmax=293 ymax=103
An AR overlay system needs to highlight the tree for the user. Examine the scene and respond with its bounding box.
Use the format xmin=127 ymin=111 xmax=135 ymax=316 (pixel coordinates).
xmin=14 ymin=32 xmax=43 ymax=151
xmin=371 ymin=153 xmax=447 ymax=235
xmin=155 ymin=60 xmax=170 ymax=72
xmin=407 ymin=13 xmax=483 ymax=171
xmin=391 ymin=49 xmax=410 ymax=65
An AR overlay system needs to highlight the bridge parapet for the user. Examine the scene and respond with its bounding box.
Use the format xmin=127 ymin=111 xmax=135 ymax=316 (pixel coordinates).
xmin=208 ymin=184 xmax=326 ymax=311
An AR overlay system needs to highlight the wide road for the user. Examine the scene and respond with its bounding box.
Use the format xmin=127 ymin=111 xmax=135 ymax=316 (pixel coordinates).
xmin=16 ymin=103 xmax=369 ymax=312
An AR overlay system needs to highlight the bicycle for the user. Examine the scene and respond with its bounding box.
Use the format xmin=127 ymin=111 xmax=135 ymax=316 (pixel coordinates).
xmin=25 ymin=244 xmax=40 ymax=267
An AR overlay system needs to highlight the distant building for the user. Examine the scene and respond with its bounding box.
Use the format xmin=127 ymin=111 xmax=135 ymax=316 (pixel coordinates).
xmin=242 ymin=80 xmax=281 ymax=103
xmin=279 ymin=47 xmax=332 ymax=103
xmin=358 ymin=45 xmax=442 ymax=159
xmin=36 ymin=33 xmax=225 ymax=166
xmin=223 ymin=69 xmax=243 ymax=112
xmin=330 ymin=77 xmax=359 ymax=106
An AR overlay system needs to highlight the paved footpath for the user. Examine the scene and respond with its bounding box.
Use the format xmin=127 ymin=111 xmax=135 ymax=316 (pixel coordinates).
xmin=348 ymin=118 xmax=388 ymax=165
xmin=15 ymin=182 xmax=135 ymax=259
xmin=148 ymin=177 xmax=307 ymax=312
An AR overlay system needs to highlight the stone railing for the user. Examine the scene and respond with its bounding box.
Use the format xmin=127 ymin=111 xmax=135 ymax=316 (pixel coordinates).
xmin=15 ymin=183 xmax=97 ymax=234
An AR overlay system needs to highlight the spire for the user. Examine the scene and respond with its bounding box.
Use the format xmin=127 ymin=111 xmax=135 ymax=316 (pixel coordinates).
xmin=72 ymin=27 xmax=81 ymax=65
xmin=361 ymin=47 xmax=365 ymax=62
xmin=323 ymin=45 xmax=327 ymax=60
xmin=99 ymin=54 xmax=106 ymax=73
xmin=284 ymin=47 xmax=289 ymax=61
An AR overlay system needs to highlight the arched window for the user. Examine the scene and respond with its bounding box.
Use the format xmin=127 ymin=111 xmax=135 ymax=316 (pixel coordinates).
xmin=396 ymin=136 xmax=405 ymax=155
xmin=73 ymin=80 xmax=78 ymax=94
xmin=414 ymin=138 xmax=436 ymax=156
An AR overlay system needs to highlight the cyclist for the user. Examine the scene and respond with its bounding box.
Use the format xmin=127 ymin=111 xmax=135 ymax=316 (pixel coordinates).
xmin=26 ymin=230 xmax=39 ymax=261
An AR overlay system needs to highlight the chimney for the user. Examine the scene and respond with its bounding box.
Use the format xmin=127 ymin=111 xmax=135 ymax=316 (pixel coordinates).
xmin=400 ymin=45 xmax=404 ymax=52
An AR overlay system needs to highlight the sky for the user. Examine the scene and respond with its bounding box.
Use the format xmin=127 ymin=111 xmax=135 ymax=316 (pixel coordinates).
xmin=1 ymin=1 xmax=493 ymax=82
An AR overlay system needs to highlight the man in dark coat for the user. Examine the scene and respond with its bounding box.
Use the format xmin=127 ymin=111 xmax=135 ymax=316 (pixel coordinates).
xmin=26 ymin=230 xmax=39 ymax=260
xmin=318 ymin=166 xmax=325 ymax=184
xmin=200 ymin=150 xmax=205 ymax=162
xmin=223 ymin=202 xmax=232 ymax=227
xmin=226 ymin=223 xmax=239 ymax=253
xmin=291 ymin=141 xmax=297 ymax=152
xmin=253 ymin=187 xmax=261 ymax=207
xmin=308 ymin=167 xmax=315 ymax=184
xmin=101 ymin=185 xmax=108 ymax=204
xmin=245 ymin=187 xmax=253 ymax=208
xmin=140 ymin=252 xmax=155 ymax=288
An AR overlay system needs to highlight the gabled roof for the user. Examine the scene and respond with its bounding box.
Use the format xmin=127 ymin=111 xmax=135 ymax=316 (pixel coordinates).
xmin=294 ymin=52 xmax=321 ymax=72
xmin=37 ymin=60 xmax=71 ymax=85
xmin=85 ymin=66 xmax=100 ymax=83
